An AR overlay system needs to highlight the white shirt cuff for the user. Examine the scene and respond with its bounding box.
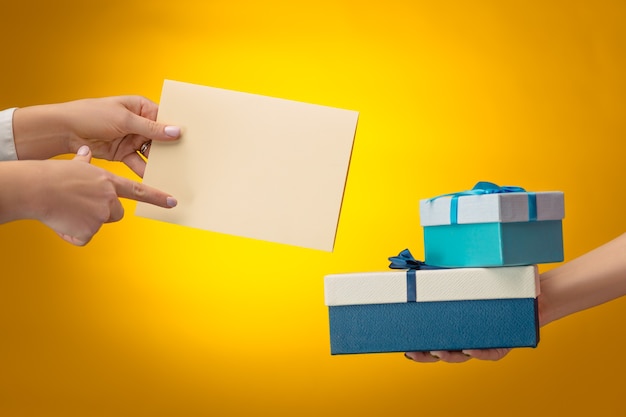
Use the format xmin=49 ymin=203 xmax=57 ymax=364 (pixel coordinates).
xmin=0 ymin=108 xmax=17 ymax=161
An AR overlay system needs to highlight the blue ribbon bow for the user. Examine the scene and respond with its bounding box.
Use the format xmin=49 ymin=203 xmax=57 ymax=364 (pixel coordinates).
xmin=429 ymin=181 xmax=537 ymax=224
xmin=388 ymin=249 xmax=445 ymax=271
xmin=388 ymin=249 xmax=445 ymax=302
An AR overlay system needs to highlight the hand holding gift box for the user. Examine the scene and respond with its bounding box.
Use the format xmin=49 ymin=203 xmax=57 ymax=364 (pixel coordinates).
xmin=406 ymin=233 xmax=626 ymax=363
xmin=324 ymin=182 xmax=565 ymax=357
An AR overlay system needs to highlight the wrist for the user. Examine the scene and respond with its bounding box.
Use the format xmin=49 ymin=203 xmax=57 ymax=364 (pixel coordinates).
xmin=0 ymin=161 xmax=46 ymax=224
xmin=13 ymin=103 xmax=72 ymax=159
xmin=537 ymin=278 xmax=557 ymax=327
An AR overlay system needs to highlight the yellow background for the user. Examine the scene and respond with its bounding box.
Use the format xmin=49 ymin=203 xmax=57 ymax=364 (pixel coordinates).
xmin=1 ymin=1 xmax=625 ymax=416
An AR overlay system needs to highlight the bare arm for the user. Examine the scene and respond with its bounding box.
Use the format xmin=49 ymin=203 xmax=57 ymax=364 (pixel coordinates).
xmin=406 ymin=233 xmax=626 ymax=363
xmin=0 ymin=146 xmax=177 ymax=246
xmin=0 ymin=96 xmax=182 ymax=246
xmin=539 ymin=232 xmax=626 ymax=326
xmin=12 ymin=96 xmax=180 ymax=176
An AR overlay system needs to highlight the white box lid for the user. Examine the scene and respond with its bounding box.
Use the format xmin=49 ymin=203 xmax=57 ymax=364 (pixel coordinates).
xmin=420 ymin=191 xmax=564 ymax=226
xmin=324 ymin=265 xmax=539 ymax=306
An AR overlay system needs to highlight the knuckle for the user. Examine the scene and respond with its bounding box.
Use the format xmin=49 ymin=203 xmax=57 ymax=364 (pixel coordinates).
xmin=132 ymin=181 xmax=146 ymax=199
xmin=96 ymin=207 xmax=111 ymax=224
xmin=121 ymin=111 xmax=135 ymax=129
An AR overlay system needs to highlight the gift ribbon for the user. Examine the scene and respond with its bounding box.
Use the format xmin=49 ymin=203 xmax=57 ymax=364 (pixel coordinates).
xmin=429 ymin=181 xmax=537 ymax=224
xmin=388 ymin=249 xmax=446 ymax=302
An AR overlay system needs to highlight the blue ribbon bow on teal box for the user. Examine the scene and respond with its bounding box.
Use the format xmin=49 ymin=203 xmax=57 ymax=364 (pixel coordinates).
xmin=420 ymin=181 xmax=565 ymax=267
xmin=430 ymin=181 xmax=538 ymax=224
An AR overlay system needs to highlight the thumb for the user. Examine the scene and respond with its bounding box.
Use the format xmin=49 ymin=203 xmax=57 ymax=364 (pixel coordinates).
xmin=73 ymin=145 xmax=92 ymax=163
xmin=127 ymin=113 xmax=181 ymax=141
xmin=57 ymin=231 xmax=90 ymax=247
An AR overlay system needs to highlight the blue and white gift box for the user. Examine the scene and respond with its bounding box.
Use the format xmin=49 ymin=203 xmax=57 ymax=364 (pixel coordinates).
xmin=420 ymin=182 xmax=564 ymax=267
xmin=324 ymin=259 xmax=540 ymax=355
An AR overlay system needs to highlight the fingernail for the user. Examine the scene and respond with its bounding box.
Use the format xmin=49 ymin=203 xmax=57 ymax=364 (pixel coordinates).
xmin=77 ymin=145 xmax=90 ymax=156
xmin=429 ymin=351 xmax=441 ymax=359
xmin=404 ymin=352 xmax=415 ymax=361
xmin=461 ymin=350 xmax=472 ymax=358
xmin=164 ymin=126 xmax=181 ymax=138
xmin=166 ymin=196 xmax=178 ymax=208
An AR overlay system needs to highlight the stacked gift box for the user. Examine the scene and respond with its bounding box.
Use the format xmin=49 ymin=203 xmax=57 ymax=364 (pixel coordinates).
xmin=324 ymin=182 xmax=565 ymax=354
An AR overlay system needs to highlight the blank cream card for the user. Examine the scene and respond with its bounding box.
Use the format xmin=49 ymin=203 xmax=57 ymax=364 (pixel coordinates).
xmin=135 ymin=80 xmax=359 ymax=251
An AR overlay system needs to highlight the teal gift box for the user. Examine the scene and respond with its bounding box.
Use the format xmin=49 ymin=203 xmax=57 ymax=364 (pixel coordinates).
xmin=420 ymin=182 xmax=564 ymax=267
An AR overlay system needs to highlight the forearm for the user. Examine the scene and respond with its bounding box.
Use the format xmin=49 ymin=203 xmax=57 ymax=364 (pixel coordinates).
xmin=0 ymin=161 xmax=43 ymax=224
xmin=12 ymin=104 xmax=72 ymax=160
xmin=539 ymin=232 xmax=626 ymax=326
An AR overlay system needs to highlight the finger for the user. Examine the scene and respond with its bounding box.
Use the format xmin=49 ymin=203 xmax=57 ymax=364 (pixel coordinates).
xmin=73 ymin=145 xmax=92 ymax=163
xmin=429 ymin=351 xmax=472 ymax=363
xmin=138 ymin=140 xmax=151 ymax=159
xmin=120 ymin=95 xmax=159 ymax=121
xmin=122 ymin=151 xmax=147 ymax=178
xmin=111 ymin=175 xmax=177 ymax=208
xmin=107 ymin=197 xmax=125 ymax=223
xmin=462 ymin=348 xmax=511 ymax=361
xmin=404 ymin=351 xmax=440 ymax=363
xmin=126 ymin=112 xmax=181 ymax=142
xmin=56 ymin=231 xmax=91 ymax=247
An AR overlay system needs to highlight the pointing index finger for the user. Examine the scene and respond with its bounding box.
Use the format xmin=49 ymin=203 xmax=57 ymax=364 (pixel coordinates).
xmin=111 ymin=175 xmax=177 ymax=208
